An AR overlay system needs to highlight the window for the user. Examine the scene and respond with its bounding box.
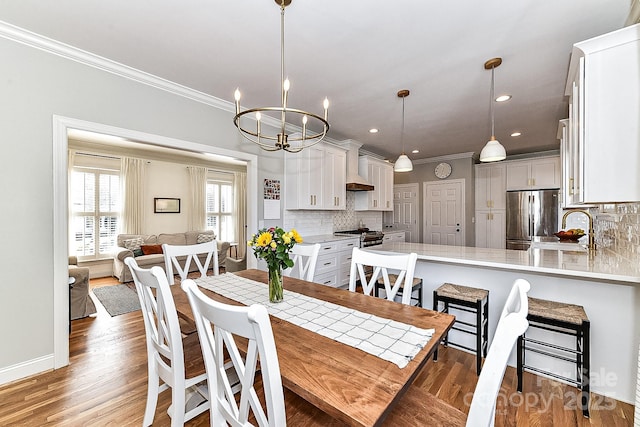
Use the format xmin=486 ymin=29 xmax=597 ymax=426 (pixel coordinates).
xmin=70 ymin=167 xmax=121 ymax=260
xmin=206 ymin=178 xmax=234 ymax=241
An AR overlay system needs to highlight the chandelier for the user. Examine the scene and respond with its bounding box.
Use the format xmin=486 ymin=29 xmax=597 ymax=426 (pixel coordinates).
xmin=233 ymin=0 xmax=329 ymax=153
xmin=479 ymin=57 xmax=507 ymax=162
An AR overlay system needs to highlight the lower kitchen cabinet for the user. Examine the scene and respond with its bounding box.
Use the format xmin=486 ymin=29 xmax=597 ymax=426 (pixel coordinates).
xmin=475 ymin=209 xmax=505 ymax=249
xmin=313 ymin=238 xmax=359 ymax=288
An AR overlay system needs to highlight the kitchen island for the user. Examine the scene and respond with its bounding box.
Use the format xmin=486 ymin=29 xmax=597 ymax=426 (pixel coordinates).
xmin=374 ymin=242 xmax=640 ymax=404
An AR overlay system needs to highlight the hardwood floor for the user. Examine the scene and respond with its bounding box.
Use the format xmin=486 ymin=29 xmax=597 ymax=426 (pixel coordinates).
xmin=0 ymin=277 xmax=633 ymax=426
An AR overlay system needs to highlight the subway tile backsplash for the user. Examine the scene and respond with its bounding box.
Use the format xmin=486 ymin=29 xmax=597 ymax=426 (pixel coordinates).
xmin=283 ymin=192 xmax=383 ymax=238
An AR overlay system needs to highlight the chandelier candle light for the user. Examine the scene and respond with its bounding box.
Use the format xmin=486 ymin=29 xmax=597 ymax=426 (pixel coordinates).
xmin=248 ymin=227 xmax=303 ymax=303
xmin=233 ymin=0 xmax=329 ymax=153
xmin=480 ymin=57 xmax=507 ymax=162
xmin=394 ymin=89 xmax=413 ymax=172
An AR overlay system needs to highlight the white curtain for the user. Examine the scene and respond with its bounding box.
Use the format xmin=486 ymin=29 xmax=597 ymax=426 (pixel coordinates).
xmin=188 ymin=166 xmax=207 ymax=231
xmin=234 ymin=171 xmax=247 ymax=258
xmin=68 ymin=150 xmax=76 ymax=255
xmin=121 ymin=157 xmax=146 ymax=234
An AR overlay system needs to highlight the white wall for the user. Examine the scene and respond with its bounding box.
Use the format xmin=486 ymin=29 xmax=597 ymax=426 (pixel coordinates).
xmin=0 ymin=32 xmax=277 ymax=382
xmin=145 ymin=161 xmax=190 ymax=233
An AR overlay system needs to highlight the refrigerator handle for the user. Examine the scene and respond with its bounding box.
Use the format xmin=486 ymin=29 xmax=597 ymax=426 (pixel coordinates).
xmin=529 ymin=194 xmax=534 ymax=236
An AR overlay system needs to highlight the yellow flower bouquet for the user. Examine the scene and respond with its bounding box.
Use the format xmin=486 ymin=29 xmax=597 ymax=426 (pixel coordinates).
xmin=248 ymin=227 xmax=303 ymax=302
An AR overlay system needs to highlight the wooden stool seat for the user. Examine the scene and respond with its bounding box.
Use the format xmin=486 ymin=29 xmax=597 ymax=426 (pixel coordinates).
xmin=528 ymin=297 xmax=589 ymax=325
xmin=435 ymin=283 xmax=489 ymax=303
xmin=433 ymin=282 xmax=489 ymax=375
xmin=518 ymin=296 xmax=590 ymax=418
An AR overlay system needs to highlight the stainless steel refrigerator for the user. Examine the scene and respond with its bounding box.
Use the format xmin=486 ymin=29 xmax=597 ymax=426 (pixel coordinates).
xmin=506 ymin=189 xmax=559 ymax=250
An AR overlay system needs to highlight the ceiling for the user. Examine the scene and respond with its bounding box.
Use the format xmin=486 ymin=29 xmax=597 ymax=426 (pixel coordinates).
xmin=0 ymin=1 xmax=630 ymax=161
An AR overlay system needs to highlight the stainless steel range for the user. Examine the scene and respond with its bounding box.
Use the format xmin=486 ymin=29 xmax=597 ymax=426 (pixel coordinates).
xmin=334 ymin=228 xmax=384 ymax=247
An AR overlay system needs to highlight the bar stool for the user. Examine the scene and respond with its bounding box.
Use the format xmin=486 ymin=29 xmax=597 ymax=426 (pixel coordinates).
xmin=517 ymin=297 xmax=590 ymax=418
xmin=375 ymin=275 xmax=423 ymax=307
xmin=433 ymin=283 xmax=489 ymax=375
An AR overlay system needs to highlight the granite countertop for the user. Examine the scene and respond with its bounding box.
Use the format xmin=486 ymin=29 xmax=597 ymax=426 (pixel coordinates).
xmin=374 ymin=242 xmax=640 ymax=284
xmin=303 ymin=234 xmax=360 ymax=244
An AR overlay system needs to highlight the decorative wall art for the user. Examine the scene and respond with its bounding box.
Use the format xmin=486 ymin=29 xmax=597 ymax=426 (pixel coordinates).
xmin=154 ymin=198 xmax=181 ymax=213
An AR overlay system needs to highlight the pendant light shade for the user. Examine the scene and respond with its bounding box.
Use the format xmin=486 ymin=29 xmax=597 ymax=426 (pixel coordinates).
xmin=394 ymin=89 xmax=413 ymax=172
xmin=480 ymin=58 xmax=506 ymax=163
xmin=394 ymin=154 xmax=413 ymax=172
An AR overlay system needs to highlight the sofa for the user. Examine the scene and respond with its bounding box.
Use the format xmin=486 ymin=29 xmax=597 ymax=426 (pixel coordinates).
xmin=69 ymin=256 xmax=97 ymax=320
xmin=112 ymin=231 xmax=230 ymax=283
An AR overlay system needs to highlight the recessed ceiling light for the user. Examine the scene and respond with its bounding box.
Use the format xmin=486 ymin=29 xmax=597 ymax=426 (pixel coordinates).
xmin=495 ymin=95 xmax=512 ymax=102
xmin=369 ymin=128 xmax=379 ymax=133
xmin=412 ymin=149 xmax=419 ymax=154
xmin=511 ymin=131 xmax=522 ymax=137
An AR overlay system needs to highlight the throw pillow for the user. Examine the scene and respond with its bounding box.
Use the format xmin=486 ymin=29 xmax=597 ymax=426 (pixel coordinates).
xmin=123 ymin=237 xmax=145 ymax=252
xmin=133 ymin=248 xmax=144 ymax=257
xmin=197 ymin=233 xmax=216 ymax=243
xmin=141 ymin=244 xmax=163 ymax=255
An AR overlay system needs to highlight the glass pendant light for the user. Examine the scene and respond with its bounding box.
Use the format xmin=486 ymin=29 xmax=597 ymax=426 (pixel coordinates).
xmin=480 ymin=58 xmax=507 ymax=162
xmin=394 ymin=89 xmax=413 ymax=172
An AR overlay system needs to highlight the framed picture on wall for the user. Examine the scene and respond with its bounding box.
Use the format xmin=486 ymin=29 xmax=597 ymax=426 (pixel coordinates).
xmin=154 ymin=198 xmax=181 ymax=213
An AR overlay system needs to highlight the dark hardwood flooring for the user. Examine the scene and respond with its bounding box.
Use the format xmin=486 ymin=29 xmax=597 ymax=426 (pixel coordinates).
xmin=0 ymin=276 xmax=633 ymax=426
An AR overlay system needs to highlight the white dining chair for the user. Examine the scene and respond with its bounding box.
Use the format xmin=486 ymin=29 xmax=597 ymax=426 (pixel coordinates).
xmin=124 ymin=257 xmax=209 ymax=427
xmin=466 ymin=278 xmax=530 ymax=427
xmin=348 ymin=247 xmax=418 ymax=306
xmin=283 ymin=243 xmax=321 ymax=282
xmin=181 ymin=279 xmax=286 ymax=427
xmin=162 ymin=240 xmax=219 ymax=284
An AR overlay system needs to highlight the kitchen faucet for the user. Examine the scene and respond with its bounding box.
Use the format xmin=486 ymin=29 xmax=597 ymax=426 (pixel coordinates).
xmin=561 ymin=209 xmax=596 ymax=251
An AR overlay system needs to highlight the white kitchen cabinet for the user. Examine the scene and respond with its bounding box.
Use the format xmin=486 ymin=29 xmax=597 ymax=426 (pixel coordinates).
xmin=313 ymin=238 xmax=358 ymax=288
xmin=355 ymin=156 xmax=393 ymax=211
xmin=475 ymin=163 xmax=506 ymax=210
xmin=285 ymin=143 xmax=347 ymax=210
xmin=382 ymin=231 xmax=406 ymax=243
xmin=564 ymin=24 xmax=640 ymax=203
xmin=475 ymin=209 xmax=505 ymax=249
xmin=505 ymin=156 xmax=560 ymax=191
xmin=323 ymin=145 xmax=346 ymax=210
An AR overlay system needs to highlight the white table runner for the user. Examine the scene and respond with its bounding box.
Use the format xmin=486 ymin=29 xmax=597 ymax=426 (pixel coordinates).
xmin=195 ymin=273 xmax=434 ymax=368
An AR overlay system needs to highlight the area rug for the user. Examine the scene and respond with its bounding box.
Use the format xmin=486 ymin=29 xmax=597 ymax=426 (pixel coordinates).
xmin=92 ymin=285 xmax=141 ymax=317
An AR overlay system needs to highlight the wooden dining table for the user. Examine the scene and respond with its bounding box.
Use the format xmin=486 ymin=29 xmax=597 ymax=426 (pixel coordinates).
xmin=171 ymin=269 xmax=455 ymax=427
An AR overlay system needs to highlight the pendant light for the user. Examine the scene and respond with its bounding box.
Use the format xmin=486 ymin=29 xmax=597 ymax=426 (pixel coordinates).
xmin=480 ymin=58 xmax=507 ymax=162
xmin=394 ymin=89 xmax=413 ymax=172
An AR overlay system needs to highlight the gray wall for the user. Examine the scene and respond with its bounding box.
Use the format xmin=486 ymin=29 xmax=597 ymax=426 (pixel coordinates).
xmin=0 ymin=36 xmax=284 ymax=373
xmin=393 ymin=156 xmax=475 ymax=246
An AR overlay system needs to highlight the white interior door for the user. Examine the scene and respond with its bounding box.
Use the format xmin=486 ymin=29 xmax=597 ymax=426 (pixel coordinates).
xmin=388 ymin=183 xmax=419 ymax=242
xmin=423 ymin=179 xmax=465 ymax=245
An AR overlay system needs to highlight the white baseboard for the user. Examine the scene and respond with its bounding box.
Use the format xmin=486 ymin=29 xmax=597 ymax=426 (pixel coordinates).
xmin=0 ymin=354 xmax=55 ymax=386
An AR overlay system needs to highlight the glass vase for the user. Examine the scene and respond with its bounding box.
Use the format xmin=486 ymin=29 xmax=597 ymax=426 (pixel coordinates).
xmin=268 ymin=265 xmax=284 ymax=303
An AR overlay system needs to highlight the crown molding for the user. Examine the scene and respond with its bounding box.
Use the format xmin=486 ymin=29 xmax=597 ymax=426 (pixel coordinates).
xmin=0 ymin=20 xmax=303 ymax=132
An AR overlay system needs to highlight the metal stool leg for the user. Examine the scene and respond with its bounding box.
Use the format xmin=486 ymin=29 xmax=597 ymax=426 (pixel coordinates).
xmin=433 ymin=291 xmax=440 ymax=362
xmin=475 ymin=299 xmax=482 ymax=375
xmin=582 ymin=321 xmax=590 ymax=418
xmin=517 ymin=334 xmax=524 ymax=392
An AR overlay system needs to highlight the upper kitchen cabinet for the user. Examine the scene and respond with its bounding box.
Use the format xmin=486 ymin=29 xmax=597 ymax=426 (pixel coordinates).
xmin=564 ymin=24 xmax=640 ymax=203
xmin=506 ymin=156 xmax=560 ymax=191
xmin=323 ymin=145 xmax=346 ymax=210
xmin=475 ymin=163 xmax=506 ymax=210
xmin=355 ymin=156 xmax=393 ymax=211
xmin=285 ymin=143 xmax=347 ymax=210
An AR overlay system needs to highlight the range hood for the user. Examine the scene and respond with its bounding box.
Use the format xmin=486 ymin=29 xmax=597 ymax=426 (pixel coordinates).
xmin=344 ymin=140 xmax=374 ymax=191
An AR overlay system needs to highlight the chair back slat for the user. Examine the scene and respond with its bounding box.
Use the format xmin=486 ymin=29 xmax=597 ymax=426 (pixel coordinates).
xmin=348 ymin=247 xmax=418 ymax=305
xmin=162 ymin=241 xmax=219 ymax=284
xmin=283 ymin=243 xmax=321 ymax=282
xmin=182 ymin=279 xmax=286 ymax=427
